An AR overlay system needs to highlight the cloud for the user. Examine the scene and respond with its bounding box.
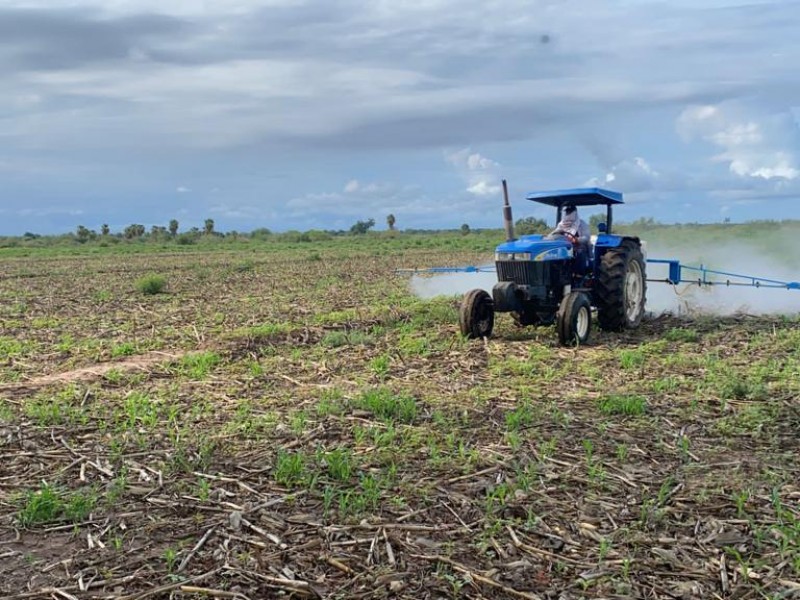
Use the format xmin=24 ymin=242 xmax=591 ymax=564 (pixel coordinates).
xmin=286 ymin=177 xmax=506 ymax=230
xmin=445 ymin=148 xmax=502 ymax=197
xmin=176 ymin=186 xmax=190 ymax=193
xmin=287 ymin=179 xmax=424 ymax=226
xmin=677 ymin=104 xmax=800 ymax=181
xmin=585 ymin=157 xmax=662 ymax=194
xmin=6 ymin=0 xmax=795 ymax=154
xmin=343 ymin=179 xmax=382 ymax=194
xmin=0 ymin=7 xmax=185 ymax=71
xmin=208 ymin=203 xmax=276 ymax=221
xmin=16 ymin=206 xmax=84 ymax=217
xmin=2 ymin=0 xmax=800 ymax=233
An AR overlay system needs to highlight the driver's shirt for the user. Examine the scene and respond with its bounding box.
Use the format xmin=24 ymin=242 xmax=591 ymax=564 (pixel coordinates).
xmin=556 ymin=219 xmax=590 ymax=245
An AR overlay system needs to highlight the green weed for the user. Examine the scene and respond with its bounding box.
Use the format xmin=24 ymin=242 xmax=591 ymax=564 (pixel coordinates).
xmin=274 ymin=451 xmax=309 ymax=487
xmin=718 ymin=378 xmax=768 ymax=401
xmin=369 ymin=354 xmax=391 ymax=380
xmin=135 ymin=274 xmax=167 ymax=295
xmin=0 ymin=337 xmax=25 ymax=359
xmin=321 ymin=330 xmax=374 ymax=347
xmin=664 ymin=328 xmax=699 ymax=342
xmin=505 ymin=401 xmax=537 ymax=431
xmin=598 ymin=395 xmax=646 ymax=416
xmin=111 ymin=342 xmax=137 ymax=358
xmin=354 ymin=388 xmax=417 ymax=423
xmin=322 ymin=447 xmax=354 ymax=482
xmin=17 ymin=483 xmax=96 ymax=527
xmin=716 ymin=402 xmax=779 ymax=437
xmin=619 ymin=349 xmax=645 ymax=369
xmin=180 ymin=351 xmax=220 ymax=379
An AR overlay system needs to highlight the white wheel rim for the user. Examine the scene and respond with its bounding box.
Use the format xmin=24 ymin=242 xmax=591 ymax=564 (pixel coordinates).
xmin=625 ymin=261 xmax=643 ymax=321
xmin=576 ymin=306 xmax=589 ymax=339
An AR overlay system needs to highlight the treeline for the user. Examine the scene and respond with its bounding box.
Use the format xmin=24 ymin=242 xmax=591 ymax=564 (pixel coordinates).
xmin=3 ymin=214 xmax=800 ymax=249
xmin=1 ymin=215 xmax=477 ymax=249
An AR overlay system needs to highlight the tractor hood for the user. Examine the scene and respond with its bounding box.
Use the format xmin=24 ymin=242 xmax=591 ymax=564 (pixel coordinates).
xmin=495 ymin=235 xmax=573 ymax=262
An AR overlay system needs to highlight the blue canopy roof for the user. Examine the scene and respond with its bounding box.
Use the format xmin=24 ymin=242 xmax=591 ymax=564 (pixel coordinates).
xmin=525 ymin=187 xmax=624 ymax=207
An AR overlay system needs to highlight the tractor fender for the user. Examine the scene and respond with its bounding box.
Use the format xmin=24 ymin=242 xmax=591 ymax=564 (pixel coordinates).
xmin=593 ymin=235 xmax=643 ymax=262
xmin=593 ymin=234 xmax=640 ymax=249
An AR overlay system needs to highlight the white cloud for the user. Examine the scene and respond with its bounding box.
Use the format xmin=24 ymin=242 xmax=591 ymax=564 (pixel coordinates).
xmin=288 ymin=180 xmax=422 ymax=222
xmin=209 ymin=203 xmax=276 ymax=221
xmin=585 ymin=156 xmax=661 ymax=193
xmin=286 ymin=177 xmax=508 ymax=230
xmin=176 ymin=186 xmax=190 ymax=193
xmin=677 ymin=104 xmax=800 ymax=181
xmin=343 ymin=179 xmax=381 ymax=194
xmin=445 ymin=148 xmax=502 ymax=197
xmin=16 ymin=207 xmax=84 ymax=217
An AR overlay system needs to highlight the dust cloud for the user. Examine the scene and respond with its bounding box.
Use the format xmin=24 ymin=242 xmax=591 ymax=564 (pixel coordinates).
xmin=409 ymin=239 xmax=799 ymax=317
xmin=410 ymin=267 xmax=497 ymax=300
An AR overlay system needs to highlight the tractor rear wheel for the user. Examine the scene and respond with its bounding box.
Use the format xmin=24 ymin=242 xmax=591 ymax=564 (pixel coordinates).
xmin=557 ymin=292 xmax=592 ymax=346
xmin=595 ymin=240 xmax=647 ymax=331
xmin=460 ymin=289 xmax=494 ymax=339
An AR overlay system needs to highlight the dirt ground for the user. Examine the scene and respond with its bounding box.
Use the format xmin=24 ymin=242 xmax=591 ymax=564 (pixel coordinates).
xmin=1 ymin=247 xmax=798 ymax=599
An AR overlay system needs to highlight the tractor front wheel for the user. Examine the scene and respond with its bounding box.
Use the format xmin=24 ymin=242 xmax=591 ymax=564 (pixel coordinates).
xmin=460 ymin=289 xmax=494 ymax=339
xmin=557 ymin=292 xmax=592 ymax=346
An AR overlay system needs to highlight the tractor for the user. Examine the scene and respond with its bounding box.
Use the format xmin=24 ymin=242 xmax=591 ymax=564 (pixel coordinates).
xmin=459 ymin=185 xmax=646 ymax=345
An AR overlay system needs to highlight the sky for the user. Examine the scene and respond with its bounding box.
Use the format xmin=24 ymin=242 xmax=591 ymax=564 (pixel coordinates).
xmin=1 ymin=0 xmax=800 ymax=235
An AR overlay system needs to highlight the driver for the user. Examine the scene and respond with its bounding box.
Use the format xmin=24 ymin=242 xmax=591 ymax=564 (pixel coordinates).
xmin=548 ymin=205 xmax=590 ymax=273
xmin=549 ymin=205 xmax=590 ymax=246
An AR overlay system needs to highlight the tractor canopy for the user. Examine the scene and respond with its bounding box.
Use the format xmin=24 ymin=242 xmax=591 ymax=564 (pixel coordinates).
xmin=526 ymin=187 xmax=623 ymax=207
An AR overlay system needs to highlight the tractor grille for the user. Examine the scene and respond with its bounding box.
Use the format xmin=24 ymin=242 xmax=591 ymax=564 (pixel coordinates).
xmin=496 ymin=261 xmax=541 ymax=286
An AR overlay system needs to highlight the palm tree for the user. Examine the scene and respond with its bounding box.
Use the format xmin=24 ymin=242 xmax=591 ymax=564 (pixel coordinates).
xmin=386 ymin=214 xmax=396 ymax=231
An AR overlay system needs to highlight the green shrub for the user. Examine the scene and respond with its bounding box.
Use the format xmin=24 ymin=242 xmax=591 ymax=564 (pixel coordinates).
xmin=135 ymin=274 xmax=167 ymax=295
xmin=176 ymin=234 xmax=196 ymax=245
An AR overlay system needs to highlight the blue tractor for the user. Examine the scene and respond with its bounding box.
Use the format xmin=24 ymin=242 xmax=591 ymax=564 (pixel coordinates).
xmin=460 ymin=184 xmax=647 ymax=345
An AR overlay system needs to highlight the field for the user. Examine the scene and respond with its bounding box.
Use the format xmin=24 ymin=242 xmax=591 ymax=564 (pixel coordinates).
xmin=1 ymin=232 xmax=799 ymax=599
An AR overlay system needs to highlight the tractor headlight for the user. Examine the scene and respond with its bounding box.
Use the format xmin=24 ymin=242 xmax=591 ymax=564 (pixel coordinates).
xmin=495 ymin=252 xmax=531 ymax=261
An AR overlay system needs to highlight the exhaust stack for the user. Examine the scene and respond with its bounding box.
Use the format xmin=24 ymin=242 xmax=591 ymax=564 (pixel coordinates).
xmin=502 ymin=179 xmax=515 ymax=241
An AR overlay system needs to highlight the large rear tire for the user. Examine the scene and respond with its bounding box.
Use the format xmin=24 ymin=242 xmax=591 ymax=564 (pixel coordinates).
xmin=460 ymin=289 xmax=494 ymax=339
xmin=557 ymin=292 xmax=592 ymax=346
xmin=595 ymin=240 xmax=647 ymax=331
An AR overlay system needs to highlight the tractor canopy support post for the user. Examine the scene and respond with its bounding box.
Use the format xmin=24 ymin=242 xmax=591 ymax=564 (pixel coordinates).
xmin=606 ymin=203 xmax=613 ymax=234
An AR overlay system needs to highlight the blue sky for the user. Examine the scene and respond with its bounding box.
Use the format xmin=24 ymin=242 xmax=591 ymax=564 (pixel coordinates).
xmin=1 ymin=0 xmax=799 ymax=234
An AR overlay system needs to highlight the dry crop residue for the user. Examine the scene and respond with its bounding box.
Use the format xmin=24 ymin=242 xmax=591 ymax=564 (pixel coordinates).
xmin=1 ymin=245 xmax=799 ymax=599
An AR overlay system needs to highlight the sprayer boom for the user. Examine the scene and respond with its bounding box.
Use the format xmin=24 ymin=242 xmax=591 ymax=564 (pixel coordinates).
xmin=647 ymin=260 xmax=800 ymax=290
xmin=398 ymin=259 xmax=799 ymax=291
